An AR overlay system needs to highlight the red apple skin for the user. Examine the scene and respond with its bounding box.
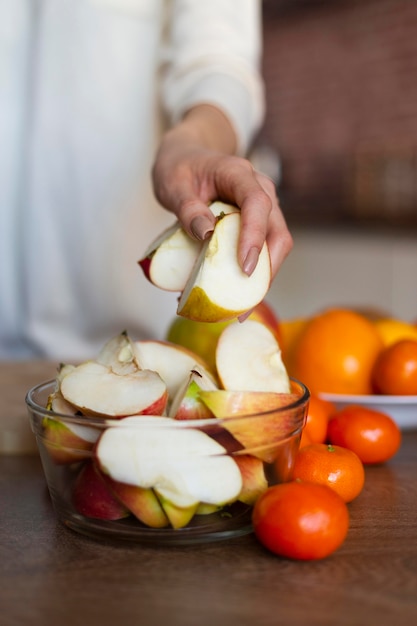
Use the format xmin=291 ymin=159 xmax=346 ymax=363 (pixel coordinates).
xmin=138 ymin=256 xmax=152 ymax=281
xmin=138 ymin=389 xmax=168 ymax=416
xmin=72 ymin=462 xmax=130 ymax=520
xmin=43 ymin=418 xmax=95 ymax=465
xmin=233 ymin=455 xmax=268 ymax=505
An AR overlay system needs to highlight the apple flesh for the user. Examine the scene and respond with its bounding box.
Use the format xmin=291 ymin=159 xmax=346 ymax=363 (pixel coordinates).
xmin=133 ymin=339 xmax=214 ymax=400
xmin=72 ymin=462 xmax=130 ymax=520
xmin=177 ymin=212 xmax=271 ymax=323
xmin=96 ymin=330 xmax=140 ymax=375
xmin=215 ymin=319 xmax=290 ymax=393
xmin=60 ymin=360 xmax=168 ymax=417
xmin=138 ymin=222 xmax=203 ymax=292
xmin=138 ymin=202 xmax=238 ymax=293
xmin=95 ymin=416 xmax=243 ymax=513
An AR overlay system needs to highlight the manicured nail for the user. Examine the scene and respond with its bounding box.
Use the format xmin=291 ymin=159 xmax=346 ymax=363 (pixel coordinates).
xmin=243 ymin=247 xmax=259 ymax=276
xmin=190 ymin=216 xmax=214 ymax=241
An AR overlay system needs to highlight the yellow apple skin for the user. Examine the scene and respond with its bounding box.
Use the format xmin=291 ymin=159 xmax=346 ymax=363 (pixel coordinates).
xmin=155 ymin=492 xmax=199 ymax=529
xmin=166 ymin=300 xmax=281 ymax=373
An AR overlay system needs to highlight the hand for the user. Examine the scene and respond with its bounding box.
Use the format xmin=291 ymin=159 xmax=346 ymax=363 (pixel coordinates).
xmin=152 ymin=107 xmax=293 ymax=281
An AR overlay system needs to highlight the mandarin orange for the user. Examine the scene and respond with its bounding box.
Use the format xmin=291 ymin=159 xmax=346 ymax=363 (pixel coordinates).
xmin=292 ymin=443 xmax=365 ymax=503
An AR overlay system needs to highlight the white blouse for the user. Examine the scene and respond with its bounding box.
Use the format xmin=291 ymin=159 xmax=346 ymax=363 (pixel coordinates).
xmin=0 ymin=0 xmax=265 ymax=360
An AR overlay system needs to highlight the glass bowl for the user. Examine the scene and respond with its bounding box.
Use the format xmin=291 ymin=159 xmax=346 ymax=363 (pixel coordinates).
xmin=26 ymin=379 xmax=309 ymax=545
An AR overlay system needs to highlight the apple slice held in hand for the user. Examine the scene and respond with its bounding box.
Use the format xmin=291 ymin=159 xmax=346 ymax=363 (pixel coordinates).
xmin=138 ymin=222 xmax=203 ymax=292
xmin=215 ymin=320 xmax=291 ymax=393
xmin=138 ymin=201 xmax=239 ymax=293
xmin=60 ymin=361 xmax=168 ymax=417
xmin=177 ymin=212 xmax=271 ymax=323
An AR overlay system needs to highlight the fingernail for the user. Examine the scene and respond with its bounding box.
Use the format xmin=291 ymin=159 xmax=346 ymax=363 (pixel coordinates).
xmin=190 ymin=216 xmax=214 ymax=241
xmin=243 ymin=247 xmax=259 ymax=276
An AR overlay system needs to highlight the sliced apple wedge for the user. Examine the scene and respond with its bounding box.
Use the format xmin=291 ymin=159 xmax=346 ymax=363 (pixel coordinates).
xmin=169 ymin=364 xmax=218 ymax=420
xmin=43 ymin=416 xmax=99 ymax=464
xmin=215 ymin=320 xmax=291 ymax=392
xmin=95 ymin=416 xmax=243 ymax=511
xmin=60 ymin=361 xmax=168 ymax=417
xmin=199 ymin=388 xmax=300 ymax=463
xmin=138 ymin=222 xmax=203 ymax=292
xmin=133 ymin=339 xmax=214 ymax=399
xmin=177 ymin=212 xmax=271 ymax=323
xmin=233 ymin=455 xmax=268 ymax=505
xmin=103 ymin=478 xmax=169 ymax=528
xmin=72 ymin=462 xmax=130 ymax=521
xmin=198 ymin=389 xmax=299 ymax=418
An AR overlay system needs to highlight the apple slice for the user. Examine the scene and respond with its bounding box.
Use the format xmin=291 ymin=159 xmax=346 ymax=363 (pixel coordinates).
xmin=96 ymin=330 xmax=140 ymax=375
xmin=169 ymin=364 xmax=218 ymax=420
xmin=138 ymin=222 xmax=203 ymax=292
xmin=177 ymin=212 xmax=271 ymax=323
xmin=43 ymin=390 xmax=100 ymax=464
xmin=72 ymin=462 xmax=130 ymax=520
xmin=233 ymin=455 xmax=268 ymax=505
xmin=60 ymin=361 xmax=168 ymax=417
xmin=103 ymin=477 xmax=169 ymax=528
xmin=138 ymin=202 xmax=238 ymax=293
xmin=215 ymin=320 xmax=291 ymax=392
xmin=95 ymin=416 xmax=243 ymax=510
xmin=133 ymin=339 xmax=214 ymax=399
xmin=198 ymin=388 xmax=300 ymax=463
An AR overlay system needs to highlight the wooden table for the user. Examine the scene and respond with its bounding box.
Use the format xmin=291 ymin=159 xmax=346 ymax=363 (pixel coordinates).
xmin=1 ymin=362 xmax=417 ymax=626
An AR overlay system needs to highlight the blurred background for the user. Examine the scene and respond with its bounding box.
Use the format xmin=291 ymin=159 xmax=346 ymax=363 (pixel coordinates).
xmin=258 ymin=0 xmax=417 ymax=321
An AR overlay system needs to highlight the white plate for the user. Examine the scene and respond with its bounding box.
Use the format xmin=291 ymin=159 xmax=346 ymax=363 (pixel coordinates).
xmin=318 ymin=393 xmax=417 ymax=430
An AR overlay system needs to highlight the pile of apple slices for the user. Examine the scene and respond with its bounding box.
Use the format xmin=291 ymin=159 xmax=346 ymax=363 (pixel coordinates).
xmin=44 ymin=321 xmax=296 ymax=530
xmin=138 ymin=202 xmax=272 ymax=323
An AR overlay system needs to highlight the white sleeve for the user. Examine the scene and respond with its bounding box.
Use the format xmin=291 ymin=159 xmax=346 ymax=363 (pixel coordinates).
xmin=160 ymin=0 xmax=265 ymax=155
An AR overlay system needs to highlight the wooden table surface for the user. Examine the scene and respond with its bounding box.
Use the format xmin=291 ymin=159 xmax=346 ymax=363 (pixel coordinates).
xmin=1 ymin=362 xmax=417 ymax=626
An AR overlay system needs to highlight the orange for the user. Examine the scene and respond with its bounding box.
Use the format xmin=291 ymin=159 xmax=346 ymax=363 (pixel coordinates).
xmin=292 ymin=443 xmax=365 ymax=502
xmin=292 ymin=308 xmax=384 ymax=394
xmin=252 ymin=481 xmax=349 ymax=560
xmin=374 ymin=318 xmax=417 ymax=348
xmin=327 ymin=405 xmax=401 ymax=464
xmin=371 ymin=339 xmax=417 ymax=396
xmin=303 ymin=394 xmax=336 ymax=443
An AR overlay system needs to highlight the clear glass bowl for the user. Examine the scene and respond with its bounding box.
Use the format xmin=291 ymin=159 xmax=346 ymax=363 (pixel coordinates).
xmin=26 ymin=379 xmax=309 ymax=545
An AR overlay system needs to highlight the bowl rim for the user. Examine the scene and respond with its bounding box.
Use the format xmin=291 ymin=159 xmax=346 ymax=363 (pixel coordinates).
xmin=26 ymin=378 xmax=310 ymax=430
